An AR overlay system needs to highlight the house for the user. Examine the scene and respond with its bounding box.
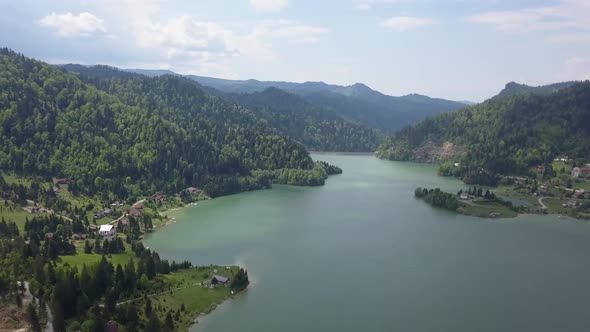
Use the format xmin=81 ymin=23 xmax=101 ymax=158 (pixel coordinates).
xmin=186 ymin=187 xmax=201 ymax=194
xmin=134 ymin=203 xmax=144 ymax=210
xmin=562 ymin=200 xmax=578 ymax=208
xmin=103 ymin=208 xmax=113 ymax=215
xmin=211 ymin=275 xmax=230 ymax=286
xmin=72 ymin=233 xmax=86 ymax=240
xmin=129 ymin=209 xmax=140 ymax=217
xmin=55 ymin=178 xmax=69 ymax=185
xmin=99 ymin=224 xmax=116 ymax=241
xmin=571 ymin=166 xmax=590 ymax=178
xmin=119 ymin=218 xmax=129 ymax=226
xmin=45 ymin=232 xmax=55 ymax=240
xmin=94 ymin=211 xmax=105 ymax=219
xmin=459 ymin=193 xmax=470 ymax=200
xmin=574 ymin=189 xmax=586 ymax=199
xmin=110 ymin=201 xmax=123 ymax=208
xmin=152 ymin=194 xmax=166 ymax=201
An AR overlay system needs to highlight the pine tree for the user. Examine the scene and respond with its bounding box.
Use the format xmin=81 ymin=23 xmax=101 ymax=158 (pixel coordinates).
xmin=84 ymin=239 xmax=92 ymax=254
xmin=145 ymin=313 xmax=161 ymax=332
xmin=165 ymin=311 xmax=174 ymax=331
xmin=145 ymin=297 xmax=152 ymax=317
xmin=26 ymin=303 xmax=42 ymax=332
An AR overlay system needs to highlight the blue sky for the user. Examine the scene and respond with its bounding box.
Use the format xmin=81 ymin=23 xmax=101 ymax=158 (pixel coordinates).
xmin=1 ymin=0 xmax=589 ymax=101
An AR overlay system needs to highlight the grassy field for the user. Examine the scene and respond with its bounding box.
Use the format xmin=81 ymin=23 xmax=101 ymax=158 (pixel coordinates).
xmin=457 ymin=200 xmax=519 ymax=218
xmin=0 ymin=203 xmax=38 ymax=231
xmin=145 ymin=266 xmax=241 ymax=331
xmin=572 ymin=180 xmax=590 ymax=191
xmin=542 ymin=197 xmax=572 ymax=215
xmin=59 ymin=239 xmax=136 ymax=268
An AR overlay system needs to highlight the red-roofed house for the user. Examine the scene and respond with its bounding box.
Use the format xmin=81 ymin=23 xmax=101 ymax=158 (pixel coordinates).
xmin=129 ymin=209 xmax=140 ymax=216
xmin=134 ymin=203 xmax=144 ymax=210
xmin=152 ymin=194 xmax=166 ymax=201
xmin=572 ymin=166 xmax=590 ymax=178
xmin=55 ymin=178 xmax=69 ymax=185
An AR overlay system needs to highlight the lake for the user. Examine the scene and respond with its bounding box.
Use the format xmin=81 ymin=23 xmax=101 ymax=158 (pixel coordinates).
xmin=145 ymin=154 xmax=590 ymax=332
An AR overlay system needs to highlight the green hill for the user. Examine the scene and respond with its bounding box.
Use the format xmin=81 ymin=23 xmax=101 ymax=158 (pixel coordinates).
xmin=376 ymin=81 xmax=590 ymax=184
xmin=127 ymin=69 xmax=466 ymax=133
xmin=0 ymin=49 xmax=334 ymax=199
xmin=220 ymin=87 xmax=383 ymax=152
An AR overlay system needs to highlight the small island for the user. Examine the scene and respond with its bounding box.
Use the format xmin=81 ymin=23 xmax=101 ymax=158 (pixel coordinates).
xmin=414 ymin=187 xmax=519 ymax=218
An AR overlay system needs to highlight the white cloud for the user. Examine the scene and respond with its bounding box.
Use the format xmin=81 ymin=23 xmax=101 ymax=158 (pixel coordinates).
xmin=109 ymin=0 xmax=327 ymax=76
xmin=39 ymin=12 xmax=106 ymax=37
xmin=249 ymin=0 xmax=289 ymax=12
xmin=381 ymin=16 xmax=438 ymax=32
xmin=358 ymin=4 xmax=371 ymax=10
xmin=557 ymin=56 xmax=590 ymax=81
xmin=466 ymin=0 xmax=590 ymax=43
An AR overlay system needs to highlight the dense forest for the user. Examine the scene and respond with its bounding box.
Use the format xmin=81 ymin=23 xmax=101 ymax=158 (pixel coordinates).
xmin=130 ymin=69 xmax=467 ymax=133
xmin=221 ymin=87 xmax=383 ymax=151
xmin=377 ymin=82 xmax=590 ymax=184
xmin=495 ymin=81 xmax=578 ymax=99
xmin=0 ymin=48 xmax=339 ymax=200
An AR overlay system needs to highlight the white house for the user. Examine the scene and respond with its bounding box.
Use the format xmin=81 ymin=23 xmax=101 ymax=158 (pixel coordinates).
xmin=98 ymin=224 xmax=116 ymax=241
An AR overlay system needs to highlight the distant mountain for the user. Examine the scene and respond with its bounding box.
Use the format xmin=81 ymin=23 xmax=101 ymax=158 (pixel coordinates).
xmin=495 ymin=81 xmax=578 ymax=99
xmin=126 ymin=68 xmax=178 ymax=77
xmin=222 ymin=87 xmax=383 ymax=152
xmin=377 ymin=81 xmax=590 ymax=184
xmin=125 ymin=69 xmax=466 ymax=133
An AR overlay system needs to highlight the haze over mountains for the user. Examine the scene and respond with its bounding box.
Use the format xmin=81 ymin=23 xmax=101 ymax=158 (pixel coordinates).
xmin=126 ymin=68 xmax=469 ymax=133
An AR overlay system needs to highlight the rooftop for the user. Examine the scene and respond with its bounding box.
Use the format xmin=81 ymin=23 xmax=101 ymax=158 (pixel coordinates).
xmin=99 ymin=224 xmax=114 ymax=232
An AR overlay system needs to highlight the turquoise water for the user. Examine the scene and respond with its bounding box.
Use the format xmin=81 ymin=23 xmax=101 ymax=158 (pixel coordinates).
xmin=145 ymin=155 xmax=590 ymax=332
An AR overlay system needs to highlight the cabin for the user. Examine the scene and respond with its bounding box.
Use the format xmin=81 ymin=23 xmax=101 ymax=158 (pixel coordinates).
xmin=211 ymin=275 xmax=230 ymax=286
xmin=459 ymin=193 xmax=470 ymax=200
xmin=99 ymin=224 xmax=116 ymax=241
xmin=129 ymin=209 xmax=140 ymax=217
xmin=55 ymin=178 xmax=69 ymax=185
xmin=152 ymin=194 xmax=166 ymax=201
xmin=574 ymin=189 xmax=586 ymax=199
xmin=571 ymin=166 xmax=590 ymax=178
xmin=94 ymin=211 xmax=105 ymax=219
xmin=134 ymin=203 xmax=144 ymax=210
xmin=72 ymin=233 xmax=86 ymax=240
xmin=186 ymin=187 xmax=201 ymax=194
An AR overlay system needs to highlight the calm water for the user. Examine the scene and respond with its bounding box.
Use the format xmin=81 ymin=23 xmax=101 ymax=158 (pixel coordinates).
xmin=145 ymin=155 xmax=590 ymax=332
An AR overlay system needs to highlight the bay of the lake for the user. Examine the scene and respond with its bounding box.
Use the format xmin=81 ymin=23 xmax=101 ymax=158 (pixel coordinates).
xmin=145 ymin=154 xmax=590 ymax=332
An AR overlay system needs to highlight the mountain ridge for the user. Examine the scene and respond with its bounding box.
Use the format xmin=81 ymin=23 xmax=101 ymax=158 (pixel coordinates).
xmin=125 ymin=68 xmax=467 ymax=133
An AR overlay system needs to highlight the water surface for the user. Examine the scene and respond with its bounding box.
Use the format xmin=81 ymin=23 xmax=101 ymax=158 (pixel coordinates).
xmin=145 ymin=155 xmax=590 ymax=332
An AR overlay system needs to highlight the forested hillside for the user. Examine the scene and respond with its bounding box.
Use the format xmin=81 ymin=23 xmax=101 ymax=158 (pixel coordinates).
xmin=0 ymin=49 xmax=333 ymax=199
xmin=221 ymin=87 xmax=383 ymax=151
xmin=377 ymin=81 xmax=590 ymax=184
xmin=129 ymin=69 xmax=466 ymax=133
xmin=495 ymin=81 xmax=578 ymax=99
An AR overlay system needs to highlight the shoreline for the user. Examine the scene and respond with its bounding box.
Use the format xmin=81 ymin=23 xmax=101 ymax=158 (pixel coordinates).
xmin=310 ymin=151 xmax=375 ymax=156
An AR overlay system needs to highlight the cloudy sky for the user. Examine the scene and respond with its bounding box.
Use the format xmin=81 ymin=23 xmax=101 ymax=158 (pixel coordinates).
xmin=1 ymin=0 xmax=589 ymax=101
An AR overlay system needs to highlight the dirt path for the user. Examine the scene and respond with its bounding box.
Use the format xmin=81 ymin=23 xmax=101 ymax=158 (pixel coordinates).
xmin=538 ymin=197 xmax=548 ymax=209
